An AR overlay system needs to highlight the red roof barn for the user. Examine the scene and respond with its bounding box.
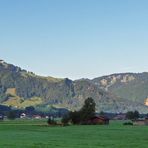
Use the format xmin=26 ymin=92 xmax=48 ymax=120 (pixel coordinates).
xmin=87 ymin=116 xmax=109 ymax=125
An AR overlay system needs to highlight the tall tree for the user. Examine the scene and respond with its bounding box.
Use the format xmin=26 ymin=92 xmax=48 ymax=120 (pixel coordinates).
xmin=61 ymin=97 xmax=96 ymax=125
xmin=133 ymin=110 xmax=140 ymax=119
xmin=80 ymin=97 xmax=96 ymax=121
xmin=126 ymin=110 xmax=140 ymax=120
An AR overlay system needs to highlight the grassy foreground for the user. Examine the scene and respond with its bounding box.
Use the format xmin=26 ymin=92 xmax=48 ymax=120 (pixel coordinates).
xmin=0 ymin=120 xmax=148 ymax=148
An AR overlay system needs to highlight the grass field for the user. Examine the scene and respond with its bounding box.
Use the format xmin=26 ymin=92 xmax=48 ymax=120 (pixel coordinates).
xmin=0 ymin=120 xmax=148 ymax=148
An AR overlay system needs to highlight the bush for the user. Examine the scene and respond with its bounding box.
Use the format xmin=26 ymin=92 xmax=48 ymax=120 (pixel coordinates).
xmin=123 ymin=122 xmax=133 ymax=126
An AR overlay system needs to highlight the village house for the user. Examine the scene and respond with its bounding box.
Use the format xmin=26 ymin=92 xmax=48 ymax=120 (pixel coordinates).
xmin=86 ymin=116 xmax=109 ymax=125
xmin=33 ymin=115 xmax=42 ymax=119
xmin=133 ymin=118 xmax=148 ymax=126
xmin=0 ymin=114 xmax=4 ymax=121
xmin=45 ymin=116 xmax=49 ymax=119
xmin=20 ymin=113 xmax=26 ymax=119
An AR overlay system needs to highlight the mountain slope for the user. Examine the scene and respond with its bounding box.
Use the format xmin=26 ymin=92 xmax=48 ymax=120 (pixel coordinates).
xmin=0 ymin=60 xmax=148 ymax=113
xmin=92 ymin=73 xmax=148 ymax=105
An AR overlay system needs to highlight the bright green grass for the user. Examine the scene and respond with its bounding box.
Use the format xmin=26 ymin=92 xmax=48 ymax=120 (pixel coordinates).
xmin=0 ymin=120 xmax=148 ymax=148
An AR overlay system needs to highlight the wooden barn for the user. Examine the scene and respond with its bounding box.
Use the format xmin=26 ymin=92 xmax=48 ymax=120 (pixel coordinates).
xmin=133 ymin=118 xmax=148 ymax=126
xmin=87 ymin=116 xmax=109 ymax=125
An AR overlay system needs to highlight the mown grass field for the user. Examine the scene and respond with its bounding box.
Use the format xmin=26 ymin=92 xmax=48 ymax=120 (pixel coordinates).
xmin=0 ymin=120 xmax=148 ymax=148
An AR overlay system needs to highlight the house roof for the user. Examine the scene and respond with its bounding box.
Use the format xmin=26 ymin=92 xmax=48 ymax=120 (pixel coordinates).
xmin=133 ymin=118 xmax=148 ymax=122
xmin=90 ymin=116 xmax=109 ymax=120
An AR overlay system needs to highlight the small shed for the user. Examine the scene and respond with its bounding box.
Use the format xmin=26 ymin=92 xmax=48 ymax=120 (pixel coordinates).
xmin=87 ymin=116 xmax=109 ymax=125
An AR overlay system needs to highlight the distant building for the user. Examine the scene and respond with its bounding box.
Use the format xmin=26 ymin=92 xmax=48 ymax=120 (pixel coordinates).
xmin=133 ymin=118 xmax=148 ymax=126
xmin=45 ymin=116 xmax=49 ymax=119
xmin=33 ymin=115 xmax=41 ymax=119
xmin=86 ymin=116 xmax=109 ymax=125
xmin=20 ymin=113 xmax=26 ymax=119
xmin=0 ymin=114 xmax=4 ymax=121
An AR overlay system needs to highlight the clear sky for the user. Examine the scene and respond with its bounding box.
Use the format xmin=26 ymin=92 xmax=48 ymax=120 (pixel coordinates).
xmin=0 ymin=0 xmax=148 ymax=80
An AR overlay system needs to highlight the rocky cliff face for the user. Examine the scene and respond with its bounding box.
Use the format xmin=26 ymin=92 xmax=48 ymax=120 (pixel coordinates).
xmin=92 ymin=73 xmax=148 ymax=105
xmin=92 ymin=73 xmax=136 ymax=90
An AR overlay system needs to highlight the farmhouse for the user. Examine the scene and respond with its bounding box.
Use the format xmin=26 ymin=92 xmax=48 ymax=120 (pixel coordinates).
xmin=133 ymin=118 xmax=148 ymax=126
xmin=33 ymin=115 xmax=41 ymax=119
xmin=20 ymin=113 xmax=26 ymax=119
xmin=87 ymin=116 xmax=109 ymax=125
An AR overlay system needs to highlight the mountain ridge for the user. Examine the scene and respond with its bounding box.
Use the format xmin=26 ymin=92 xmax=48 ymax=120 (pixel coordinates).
xmin=0 ymin=60 xmax=148 ymax=113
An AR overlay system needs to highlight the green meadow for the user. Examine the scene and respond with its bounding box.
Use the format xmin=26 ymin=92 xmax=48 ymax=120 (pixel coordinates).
xmin=0 ymin=120 xmax=148 ymax=148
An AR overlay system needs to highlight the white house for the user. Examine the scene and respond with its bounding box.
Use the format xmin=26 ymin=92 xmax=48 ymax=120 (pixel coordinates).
xmin=0 ymin=114 xmax=4 ymax=120
xmin=20 ymin=113 xmax=26 ymax=119
xmin=33 ymin=115 xmax=41 ymax=119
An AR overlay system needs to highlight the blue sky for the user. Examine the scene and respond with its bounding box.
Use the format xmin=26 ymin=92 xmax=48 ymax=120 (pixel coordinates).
xmin=0 ymin=0 xmax=148 ymax=80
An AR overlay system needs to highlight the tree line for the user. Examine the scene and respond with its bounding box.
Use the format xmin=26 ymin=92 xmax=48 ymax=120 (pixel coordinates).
xmin=60 ymin=97 xmax=96 ymax=125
